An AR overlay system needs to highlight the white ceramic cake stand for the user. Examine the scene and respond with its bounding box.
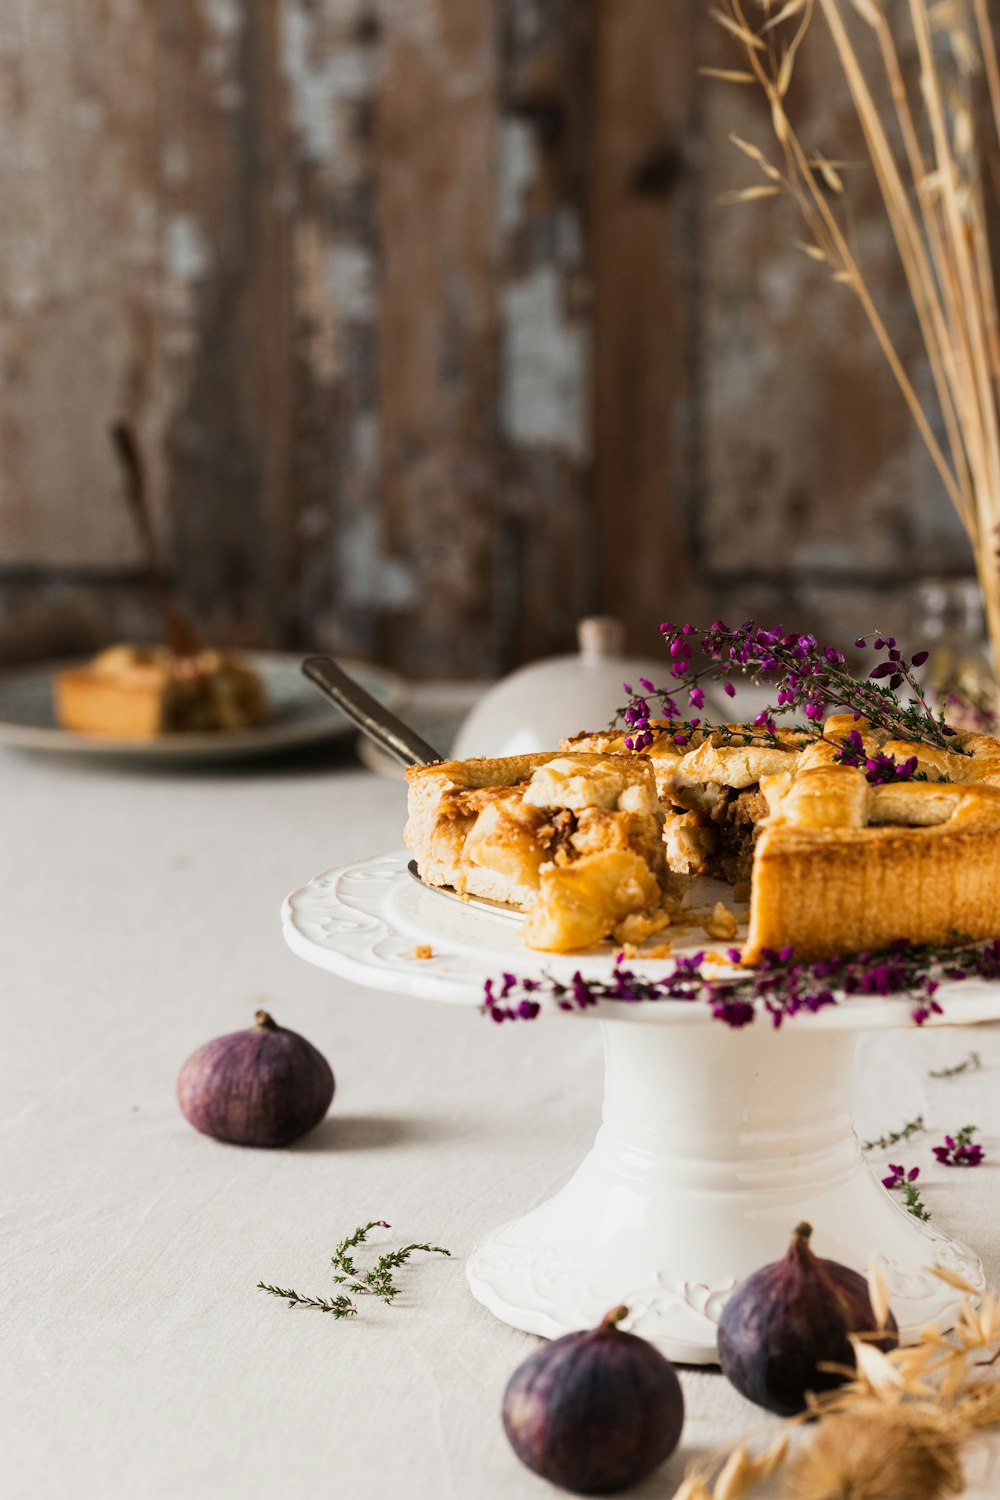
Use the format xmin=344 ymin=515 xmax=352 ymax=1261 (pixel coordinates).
xmin=282 ymin=851 xmax=1000 ymax=1364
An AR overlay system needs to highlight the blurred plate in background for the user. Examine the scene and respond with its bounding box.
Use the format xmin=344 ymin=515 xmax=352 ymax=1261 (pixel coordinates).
xmin=0 ymin=652 xmax=403 ymax=762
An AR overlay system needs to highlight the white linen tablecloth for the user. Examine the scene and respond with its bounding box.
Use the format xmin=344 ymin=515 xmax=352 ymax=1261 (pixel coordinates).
xmin=5 ymin=735 xmax=1000 ymax=1499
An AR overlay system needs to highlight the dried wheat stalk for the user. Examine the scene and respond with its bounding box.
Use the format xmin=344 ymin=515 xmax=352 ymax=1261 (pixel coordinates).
xmin=713 ymin=0 xmax=1000 ymax=677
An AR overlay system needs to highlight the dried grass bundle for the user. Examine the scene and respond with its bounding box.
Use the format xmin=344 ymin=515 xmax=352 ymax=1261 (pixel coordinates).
xmin=782 ymin=1406 xmax=964 ymax=1499
xmin=713 ymin=0 xmax=1000 ymax=677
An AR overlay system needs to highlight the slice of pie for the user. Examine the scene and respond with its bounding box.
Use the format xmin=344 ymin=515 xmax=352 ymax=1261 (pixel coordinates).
xmin=404 ymin=751 xmax=678 ymax=951
xmin=566 ymin=717 xmax=1000 ymax=962
xmin=55 ymin=644 xmax=268 ymax=740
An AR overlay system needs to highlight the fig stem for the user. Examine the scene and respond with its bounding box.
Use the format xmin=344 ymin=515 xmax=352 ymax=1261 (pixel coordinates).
xmin=255 ymin=1010 xmax=279 ymax=1031
xmin=601 ymin=1304 xmax=629 ymax=1330
xmin=789 ymin=1222 xmax=816 ymax=1268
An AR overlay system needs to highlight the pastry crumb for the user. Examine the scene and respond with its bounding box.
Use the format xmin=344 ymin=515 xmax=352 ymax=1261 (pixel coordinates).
xmin=412 ymin=944 xmax=434 ymax=960
xmin=613 ymin=908 xmax=673 ymax=945
xmin=644 ymin=942 xmax=673 ymax=960
xmin=702 ymin=902 xmax=737 ymax=941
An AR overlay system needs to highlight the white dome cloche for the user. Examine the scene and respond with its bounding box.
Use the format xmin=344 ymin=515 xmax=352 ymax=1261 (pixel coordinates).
xmin=452 ymin=617 xmax=670 ymax=759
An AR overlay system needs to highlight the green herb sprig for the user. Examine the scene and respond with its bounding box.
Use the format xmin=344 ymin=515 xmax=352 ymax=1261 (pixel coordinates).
xmin=900 ymin=1178 xmax=932 ymax=1222
xmin=862 ymin=1114 xmax=925 ymax=1153
xmin=258 ymin=1219 xmax=451 ymax=1320
xmin=332 ymin=1220 xmax=451 ymax=1305
xmin=929 ymin=1052 xmax=982 ymax=1080
xmin=256 ymin=1284 xmax=357 ymax=1317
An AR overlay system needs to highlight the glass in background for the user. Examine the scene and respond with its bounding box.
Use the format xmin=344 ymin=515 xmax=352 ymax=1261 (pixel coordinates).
xmin=912 ymin=578 xmax=997 ymax=732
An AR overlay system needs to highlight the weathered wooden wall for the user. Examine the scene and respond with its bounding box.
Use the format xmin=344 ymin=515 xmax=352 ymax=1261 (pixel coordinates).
xmin=0 ymin=0 xmax=975 ymax=676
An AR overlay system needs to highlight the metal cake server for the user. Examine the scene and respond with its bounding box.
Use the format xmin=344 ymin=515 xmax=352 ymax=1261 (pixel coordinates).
xmin=302 ymin=655 xmax=443 ymax=768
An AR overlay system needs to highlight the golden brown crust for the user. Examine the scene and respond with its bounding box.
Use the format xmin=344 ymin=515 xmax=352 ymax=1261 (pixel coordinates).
xmin=404 ymin=752 xmax=554 ymax=792
xmin=746 ymin=818 xmax=1000 ymax=962
xmin=742 ymin=719 xmax=1000 ymax=961
xmin=521 ymin=850 xmax=665 ymax=952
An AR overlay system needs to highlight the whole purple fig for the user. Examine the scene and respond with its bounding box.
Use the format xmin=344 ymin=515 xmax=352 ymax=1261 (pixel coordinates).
xmin=177 ymin=1010 xmax=334 ymax=1147
xmin=717 ymin=1222 xmax=898 ymax=1416
xmin=502 ymin=1305 xmax=684 ymax=1494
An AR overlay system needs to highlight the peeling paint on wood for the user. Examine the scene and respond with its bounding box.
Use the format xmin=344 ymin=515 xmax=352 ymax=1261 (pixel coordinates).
xmin=377 ymin=0 xmax=498 ymax=677
xmin=696 ymin=12 xmax=972 ymax=612
xmin=272 ymin=0 xmax=385 ymax=659
xmin=0 ymin=0 xmax=166 ymax=570
xmin=0 ymin=1 xmax=975 ymax=677
xmin=495 ymin=0 xmax=593 ymax=670
xmin=593 ymin=0 xmax=704 ymax=646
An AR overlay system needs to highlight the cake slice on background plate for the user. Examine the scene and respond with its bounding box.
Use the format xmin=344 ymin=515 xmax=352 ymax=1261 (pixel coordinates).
xmin=56 ymin=645 xmax=268 ymax=739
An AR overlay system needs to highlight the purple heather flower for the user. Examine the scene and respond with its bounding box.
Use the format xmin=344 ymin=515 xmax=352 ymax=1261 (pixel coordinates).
xmin=711 ymin=999 xmax=756 ymax=1028
xmin=933 ymin=1129 xmax=984 ymax=1167
xmin=882 ymin=1163 xmax=919 ymax=1190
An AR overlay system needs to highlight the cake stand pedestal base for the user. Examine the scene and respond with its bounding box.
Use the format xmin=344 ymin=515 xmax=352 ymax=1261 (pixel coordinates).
xmin=466 ymin=1019 xmax=984 ymax=1363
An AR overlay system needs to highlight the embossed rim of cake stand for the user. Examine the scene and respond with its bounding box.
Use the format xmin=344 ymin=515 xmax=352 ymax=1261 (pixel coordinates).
xmin=282 ymin=852 xmax=1000 ymax=1363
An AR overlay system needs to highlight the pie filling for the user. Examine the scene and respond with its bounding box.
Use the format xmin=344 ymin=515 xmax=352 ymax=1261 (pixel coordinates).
xmin=670 ymin=783 xmax=768 ymax=885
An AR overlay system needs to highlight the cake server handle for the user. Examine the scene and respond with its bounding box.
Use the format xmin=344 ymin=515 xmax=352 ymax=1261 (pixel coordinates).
xmin=302 ymin=656 xmax=443 ymax=768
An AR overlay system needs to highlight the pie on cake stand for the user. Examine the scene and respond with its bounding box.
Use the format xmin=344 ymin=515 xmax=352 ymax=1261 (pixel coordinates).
xmin=282 ymin=851 xmax=999 ymax=1364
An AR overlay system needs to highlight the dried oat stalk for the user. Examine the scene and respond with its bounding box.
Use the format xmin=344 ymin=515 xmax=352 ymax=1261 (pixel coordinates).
xmin=712 ymin=0 xmax=1000 ymax=683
